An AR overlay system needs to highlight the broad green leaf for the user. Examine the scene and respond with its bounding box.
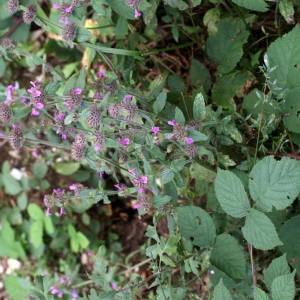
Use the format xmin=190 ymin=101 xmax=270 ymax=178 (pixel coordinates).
xmin=253 ymin=287 xmax=270 ymax=300
xmin=32 ymin=162 xmax=48 ymax=179
xmin=175 ymin=107 xmax=185 ymax=124
xmin=77 ymin=232 xmax=90 ymax=249
xmin=76 ymin=27 xmax=94 ymax=42
xmin=187 ymin=129 xmax=208 ymax=141
xmin=212 ymin=70 xmax=255 ymax=108
xmin=231 ymin=0 xmax=268 ymax=12
xmin=193 ymin=92 xmax=206 ymax=120
xmin=283 ymin=88 xmax=300 ymax=133
xmin=215 ymin=169 xmax=250 ymax=218
xmin=210 ymin=234 xmax=246 ymax=279
xmin=264 ymin=254 xmax=290 ymax=291
xmin=249 ymin=156 xmax=300 ymax=212
xmin=164 ymin=0 xmax=189 ymax=10
xmin=109 ymin=0 xmax=135 ymax=20
xmin=17 ymin=192 xmax=28 ymax=211
xmin=44 ymin=216 xmax=54 ymax=234
xmin=30 ymin=220 xmax=44 ymax=248
xmin=279 ymin=0 xmax=295 ymax=24
xmin=76 ymin=66 xmax=86 ymax=90
xmin=178 ymin=206 xmax=216 ymax=247
xmin=3 ymin=174 xmax=22 ymax=195
xmin=4 ymin=276 xmax=30 ymax=300
xmin=267 ymin=25 xmax=300 ymax=92
xmin=53 ymin=161 xmax=80 ymax=175
xmin=209 ymin=265 xmax=236 ymax=290
xmin=11 ymin=105 xmax=32 ymax=118
xmin=115 ymin=16 xmax=128 ymax=37
xmin=271 ymin=271 xmax=296 ymax=300
xmin=279 ymin=215 xmax=300 ymax=276
xmin=167 ymin=75 xmax=186 ymax=102
xmin=190 ymin=60 xmax=211 ymax=93
xmin=161 ymin=170 xmax=174 ymax=184
xmin=27 ymin=203 xmax=45 ymax=220
xmin=242 ymin=209 xmax=282 ymax=250
xmin=44 ymin=81 xmax=61 ymax=94
xmin=190 ymin=164 xmax=216 ymax=182
xmin=64 ymin=73 xmax=78 ymax=94
xmin=203 ymin=8 xmax=221 ymax=35
xmin=207 ymin=18 xmax=249 ymax=74
xmin=153 ymin=90 xmax=167 ymax=113
xmin=213 ymin=279 xmax=233 ymax=300
xmin=152 ymin=195 xmax=172 ymax=208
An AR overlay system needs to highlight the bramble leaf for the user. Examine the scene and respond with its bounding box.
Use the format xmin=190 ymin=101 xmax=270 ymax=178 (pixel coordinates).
xmin=213 ymin=279 xmax=233 ymax=300
xmin=271 ymin=271 xmax=296 ymax=300
xmin=242 ymin=209 xmax=282 ymax=250
xmin=210 ymin=234 xmax=246 ymax=279
xmin=253 ymin=287 xmax=270 ymax=300
xmin=215 ymin=169 xmax=250 ymax=218
xmin=249 ymin=156 xmax=300 ymax=212
xmin=231 ymin=0 xmax=268 ymax=12
xmin=178 ymin=206 xmax=216 ymax=247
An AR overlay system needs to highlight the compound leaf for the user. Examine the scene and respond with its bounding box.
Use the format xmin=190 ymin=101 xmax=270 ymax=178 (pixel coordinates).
xmin=249 ymin=156 xmax=300 ymax=212
xmin=271 ymin=271 xmax=296 ymax=300
xmin=210 ymin=234 xmax=246 ymax=279
xmin=178 ymin=206 xmax=216 ymax=247
xmin=215 ymin=169 xmax=250 ymax=218
xmin=207 ymin=18 xmax=249 ymax=74
xmin=213 ymin=279 xmax=233 ymax=300
xmin=264 ymin=254 xmax=290 ymax=291
xmin=242 ymin=209 xmax=282 ymax=250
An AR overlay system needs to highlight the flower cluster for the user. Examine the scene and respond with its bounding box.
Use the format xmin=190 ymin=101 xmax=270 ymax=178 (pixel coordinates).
xmin=44 ymin=188 xmax=67 ymax=216
xmin=1 ymin=37 xmax=17 ymax=51
xmin=54 ymin=111 xmax=68 ymax=139
xmin=0 ymin=103 xmax=12 ymax=123
xmin=125 ymin=0 xmax=142 ymax=19
xmin=65 ymin=88 xmax=82 ymax=110
xmin=71 ymin=131 xmax=87 ymax=161
xmin=7 ymin=0 xmax=19 ymax=14
xmin=23 ymin=3 xmax=37 ymax=24
xmin=50 ymin=276 xmax=78 ymax=299
xmin=10 ymin=124 xmax=24 ymax=150
xmin=27 ymin=81 xmax=45 ymax=116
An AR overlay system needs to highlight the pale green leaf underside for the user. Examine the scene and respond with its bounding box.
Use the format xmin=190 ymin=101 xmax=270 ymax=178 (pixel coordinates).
xmin=215 ymin=169 xmax=250 ymax=218
xmin=242 ymin=209 xmax=282 ymax=250
xmin=210 ymin=234 xmax=246 ymax=279
xmin=264 ymin=253 xmax=290 ymax=291
xmin=267 ymin=25 xmax=300 ymax=92
xmin=207 ymin=18 xmax=249 ymax=73
xmin=177 ymin=206 xmax=216 ymax=247
xmin=231 ymin=0 xmax=268 ymax=12
xmin=213 ymin=279 xmax=233 ymax=300
xmin=271 ymin=271 xmax=295 ymax=300
xmin=249 ymin=156 xmax=300 ymax=212
xmin=253 ymin=287 xmax=270 ymax=300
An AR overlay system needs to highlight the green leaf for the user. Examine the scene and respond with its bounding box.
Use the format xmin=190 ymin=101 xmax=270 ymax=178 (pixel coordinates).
xmin=164 ymin=0 xmax=189 ymax=9
xmin=279 ymin=215 xmax=300 ymax=276
xmin=30 ymin=220 xmax=44 ymax=248
xmin=32 ymin=162 xmax=48 ymax=179
xmin=152 ymin=195 xmax=172 ymax=208
xmin=178 ymin=206 xmax=216 ymax=247
xmin=115 ymin=16 xmax=128 ymax=37
xmin=76 ymin=66 xmax=86 ymax=90
xmin=17 ymin=192 xmax=28 ymax=211
xmin=190 ymin=60 xmax=211 ymax=93
xmin=271 ymin=271 xmax=296 ymax=300
xmin=27 ymin=203 xmax=45 ymax=220
xmin=283 ymin=88 xmax=300 ymax=133
xmin=109 ymin=0 xmax=135 ymax=20
xmin=190 ymin=164 xmax=216 ymax=182
xmin=213 ymin=279 xmax=233 ymax=300
xmin=210 ymin=234 xmax=246 ymax=279
xmin=44 ymin=81 xmax=61 ymax=94
xmin=44 ymin=216 xmax=54 ymax=234
xmin=187 ymin=129 xmax=208 ymax=141
xmin=209 ymin=265 xmax=236 ymax=290
xmin=241 ymin=209 xmax=282 ymax=250
xmin=207 ymin=18 xmax=249 ymax=74
xmin=249 ymin=156 xmax=300 ymax=212
xmin=64 ymin=73 xmax=78 ymax=94
xmin=53 ymin=161 xmax=80 ymax=175
xmin=193 ymin=92 xmax=206 ymax=120
xmin=76 ymin=27 xmax=94 ymax=42
xmin=77 ymin=232 xmax=90 ymax=249
xmin=279 ymin=0 xmax=295 ymax=24
xmin=212 ymin=70 xmax=255 ymax=108
xmin=215 ymin=169 xmax=250 ymax=218
xmin=175 ymin=107 xmax=185 ymax=124
xmin=4 ymin=276 xmax=30 ymax=300
xmin=231 ymin=0 xmax=268 ymax=12
xmin=153 ymin=90 xmax=167 ymax=113
xmin=264 ymin=254 xmax=290 ymax=291
xmin=161 ymin=170 xmax=174 ymax=184
xmin=11 ymin=105 xmax=32 ymax=118
xmin=267 ymin=25 xmax=300 ymax=92
xmin=253 ymin=287 xmax=270 ymax=300
xmin=3 ymin=174 xmax=22 ymax=195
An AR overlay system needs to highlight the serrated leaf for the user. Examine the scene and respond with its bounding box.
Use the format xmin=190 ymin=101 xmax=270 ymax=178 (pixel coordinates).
xmin=210 ymin=234 xmax=246 ymax=279
xmin=193 ymin=92 xmax=206 ymax=120
xmin=209 ymin=265 xmax=236 ymax=290
xmin=44 ymin=81 xmax=61 ymax=95
xmin=190 ymin=164 xmax=216 ymax=182
xmin=215 ymin=169 xmax=250 ymax=218
xmin=253 ymin=287 xmax=270 ymax=300
xmin=30 ymin=220 xmax=43 ymax=248
xmin=64 ymin=73 xmax=78 ymax=95
xmin=231 ymin=0 xmax=268 ymax=12
xmin=264 ymin=254 xmax=290 ymax=291
xmin=161 ymin=170 xmax=174 ymax=184
xmin=187 ymin=129 xmax=208 ymax=141
xmin=213 ymin=279 xmax=233 ymax=300
xmin=249 ymin=156 xmax=300 ymax=212
xmin=283 ymin=87 xmax=300 ymax=133
xmin=153 ymin=90 xmax=167 ymax=113
xmin=242 ymin=209 xmax=282 ymax=250
xmin=76 ymin=27 xmax=94 ymax=42
xmin=76 ymin=66 xmax=86 ymax=90
xmin=207 ymin=18 xmax=250 ymax=74
xmin=190 ymin=60 xmax=211 ymax=93
xmin=267 ymin=25 xmax=300 ymax=92
xmin=279 ymin=215 xmax=300 ymax=276
xmin=11 ymin=105 xmax=32 ymax=118
xmin=178 ymin=206 xmax=216 ymax=247
xmin=271 ymin=271 xmax=295 ymax=300
xmin=27 ymin=203 xmax=44 ymax=220
xmin=109 ymin=0 xmax=135 ymax=20
xmin=152 ymin=195 xmax=172 ymax=208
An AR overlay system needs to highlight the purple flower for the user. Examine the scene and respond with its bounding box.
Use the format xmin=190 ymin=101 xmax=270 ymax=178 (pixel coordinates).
xmin=168 ymin=119 xmax=175 ymax=126
xmin=128 ymin=168 xmax=136 ymax=175
xmin=134 ymin=204 xmax=140 ymax=209
xmin=71 ymin=289 xmax=78 ymax=298
xmin=74 ymin=88 xmax=82 ymax=95
xmin=31 ymin=108 xmax=40 ymax=116
xmin=99 ymin=172 xmax=104 ymax=178
xmin=138 ymin=188 xmax=145 ymax=193
xmin=121 ymin=138 xmax=130 ymax=145
xmin=69 ymin=183 xmax=77 ymax=190
xmin=50 ymin=286 xmax=60 ymax=294
xmin=53 ymin=3 xmax=60 ymax=9
xmin=93 ymin=92 xmax=103 ymax=99
xmin=56 ymin=112 xmax=65 ymax=119
xmin=114 ymin=184 xmax=125 ymax=191
xmin=185 ymin=137 xmax=194 ymax=144
xmin=46 ymin=207 xmax=52 ymax=216
xmin=32 ymin=151 xmax=38 ymax=158
xmin=59 ymin=16 xmax=69 ymax=24
xmin=60 ymin=207 xmax=66 ymax=216
xmin=62 ymin=133 xmax=67 ymax=139
xmin=168 ymin=134 xmax=174 ymax=139
xmin=134 ymin=9 xmax=142 ymax=18
xmin=125 ymin=94 xmax=132 ymax=101
xmin=33 ymin=90 xmax=41 ymax=97
xmin=94 ymin=146 xmax=100 ymax=151
xmin=111 ymin=283 xmax=117 ymax=290
xmin=6 ymin=84 xmax=14 ymax=103
xmin=98 ymin=71 xmax=104 ymax=78
xmin=65 ymin=6 xmax=72 ymax=13
xmin=20 ymin=97 xmax=27 ymax=103
xmin=140 ymin=176 xmax=148 ymax=184
xmin=36 ymin=102 xmax=44 ymax=109
xmin=59 ymin=277 xmax=66 ymax=284
xmin=152 ymin=127 xmax=159 ymax=135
